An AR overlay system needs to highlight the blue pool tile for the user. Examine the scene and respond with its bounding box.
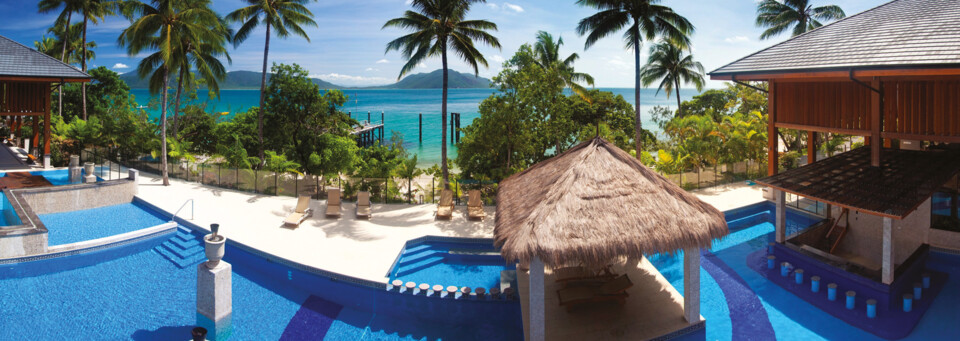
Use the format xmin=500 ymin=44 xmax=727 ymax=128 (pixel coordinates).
xmin=281 ymin=295 xmax=344 ymax=340
xmin=701 ymin=249 xmax=776 ymax=340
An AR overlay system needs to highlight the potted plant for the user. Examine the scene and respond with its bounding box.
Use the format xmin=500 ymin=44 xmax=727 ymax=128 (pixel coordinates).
xmin=204 ymin=223 xmax=226 ymax=269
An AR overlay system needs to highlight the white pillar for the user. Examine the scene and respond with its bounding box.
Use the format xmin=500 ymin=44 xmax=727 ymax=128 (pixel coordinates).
xmin=776 ymin=190 xmax=786 ymax=243
xmin=683 ymin=248 xmax=701 ymax=323
xmin=529 ymin=257 xmax=545 ymax=341
xmin=882 ymin=217 xmax=894 ymax=284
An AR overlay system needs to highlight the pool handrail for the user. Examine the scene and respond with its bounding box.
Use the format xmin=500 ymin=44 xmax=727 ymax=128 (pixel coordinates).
xmin=171 ymin=198 xmax=194 ymax=222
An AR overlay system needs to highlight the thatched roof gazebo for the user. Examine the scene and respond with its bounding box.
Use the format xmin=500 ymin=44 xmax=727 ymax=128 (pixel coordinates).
xmin=494 ymin=137 xmax=728 ymax=340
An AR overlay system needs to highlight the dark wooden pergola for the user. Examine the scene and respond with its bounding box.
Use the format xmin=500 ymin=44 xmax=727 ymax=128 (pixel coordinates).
xmin=756 ymin=147 xmax=960 ymax=219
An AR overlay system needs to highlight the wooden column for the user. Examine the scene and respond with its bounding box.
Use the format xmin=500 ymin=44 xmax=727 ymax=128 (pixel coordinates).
xmin=768 ymin=81 xmax=779 ymax=175
xmin=43 ymin=86 xmax=52 ymax=168
xmin=807 ymin=131 xmax=816 ymax=165
xmin=870 ymin=78 xmax=882 ymax=167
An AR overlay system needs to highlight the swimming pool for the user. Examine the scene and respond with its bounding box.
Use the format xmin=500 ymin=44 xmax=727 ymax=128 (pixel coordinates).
xmin=649 ymin=201 xmax=960 ymax=340
xmin=0 ymin=169 xmax=102 ymax=186
xmin=388 ymin=239 xmax=516 ymax=290
xmin=39 ymin=202 xmax=169 ymax=245
xmin=0 ymin=218 xmax=523 ymax=339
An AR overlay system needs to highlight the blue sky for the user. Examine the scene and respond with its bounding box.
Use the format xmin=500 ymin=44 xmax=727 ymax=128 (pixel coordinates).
xmin=0 ymin=0 xmax=880 ymax=88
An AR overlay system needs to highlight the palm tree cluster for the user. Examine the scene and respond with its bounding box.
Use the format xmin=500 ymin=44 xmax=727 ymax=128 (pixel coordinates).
xmin=382 ymin=0 xmax=501 ymax=189
xmin=33 ymin=0 xmax=846 ymax=188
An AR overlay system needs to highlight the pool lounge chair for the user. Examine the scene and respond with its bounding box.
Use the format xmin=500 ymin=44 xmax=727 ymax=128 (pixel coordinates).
xmin=554 ymin=265 xmax=616 ymax=284
xmin=356 ymin=191 xmax=372 ymax=219
xmin=436 ymin=189 xmax=454 ymax=220
xmin=466 ymin=189 xmax=486 ymax=220
xmin=326 ymin=188 xmax=342 ymax=218
xmin=283 ymin=195 xmax=313 ymax=227
xmin=557 ymin=274 xmax=633 ymax=311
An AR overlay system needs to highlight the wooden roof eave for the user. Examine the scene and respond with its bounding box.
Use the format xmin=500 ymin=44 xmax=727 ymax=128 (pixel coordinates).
xmin=0 ymin=76 xmax=91 ymax=83
xmin=710 ymin=66 xmax=960 ymax=82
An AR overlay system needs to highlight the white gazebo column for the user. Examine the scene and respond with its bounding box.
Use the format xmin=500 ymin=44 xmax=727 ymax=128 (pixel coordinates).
xmin=683 ymin=247 xmax=701 ymax=323
xmin=529 ymin=256 xmax=545 ymax=341
xmin=776 ymin=190 xmax=786 ymax=243
xmin=882 ymin=217 xmax=895 ymax=284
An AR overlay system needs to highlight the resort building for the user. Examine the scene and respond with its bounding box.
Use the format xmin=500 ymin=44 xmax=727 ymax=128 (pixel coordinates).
xmin=0 ymin=34 xmax=90 ymax=169
xmin=710 ymin=0 xmax=960 ymax=338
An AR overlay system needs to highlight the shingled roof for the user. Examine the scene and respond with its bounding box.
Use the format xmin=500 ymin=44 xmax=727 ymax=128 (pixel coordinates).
xmin=710 ymin=0 xmax=960 ymax=77
xmin=0 ymin=34 xmax=90 ymax=80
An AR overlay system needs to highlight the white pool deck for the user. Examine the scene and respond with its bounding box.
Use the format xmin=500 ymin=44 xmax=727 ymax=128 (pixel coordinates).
xmin=136 ymin=173 xmax=764 ymax=283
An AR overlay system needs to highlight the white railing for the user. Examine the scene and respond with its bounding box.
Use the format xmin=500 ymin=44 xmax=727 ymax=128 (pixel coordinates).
xmin=171 ymin=198 xmax=194 ymax=222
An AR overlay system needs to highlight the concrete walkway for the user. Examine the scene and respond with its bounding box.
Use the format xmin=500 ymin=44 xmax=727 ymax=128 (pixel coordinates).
xmin=136 ymin=173 xmax=764 ymax=283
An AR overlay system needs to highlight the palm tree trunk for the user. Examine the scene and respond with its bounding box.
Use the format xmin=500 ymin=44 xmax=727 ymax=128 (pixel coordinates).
xmin=257 ymin=23 xmax=271 ymax=165
xmin=172 ymin=67 xmax=185 ymax=139
xmin=440 ymin=42 xmax=449 ymax=189
xmin=161 ymin=66 xmax=170 ymax=186
xmin=675 ymin=80 xmax=682 ymax=117
xmin=58 ymin=12 xmax=71 ymax=118
xmin=81 ymin=15 xmax=88 ymax=120
xmin=633 ymin=33 xmax=642 ymax=159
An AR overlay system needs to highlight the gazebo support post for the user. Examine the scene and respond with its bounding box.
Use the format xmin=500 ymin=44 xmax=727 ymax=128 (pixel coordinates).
xmin=882 ymin=217 xmax=894 ymax=284
xmin=775 ymin=189 xmax=786 ymax=243
xmin=683 ymin=248 xmax=701 ymax=323
xmin=529 ymin=256 xmax=546 ymax=341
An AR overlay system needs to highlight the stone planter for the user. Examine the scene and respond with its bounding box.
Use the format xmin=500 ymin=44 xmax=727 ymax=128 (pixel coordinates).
xmin=204 ymin=234 xmax=226 ymax=269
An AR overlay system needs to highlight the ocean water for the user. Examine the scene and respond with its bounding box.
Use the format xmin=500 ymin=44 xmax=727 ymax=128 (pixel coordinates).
xmin=130 ymin=87 xmax=701 ymax=165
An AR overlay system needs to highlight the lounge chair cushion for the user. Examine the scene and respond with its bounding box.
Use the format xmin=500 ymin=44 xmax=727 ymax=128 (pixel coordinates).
xmin=326 ymin=189 xmax=341 ymax=216
xmin=284 ymin=212 xmax=305 ymax=226
xmin=357 ymin=205 xmax=371 ymax=217
xmin=294 ymin=196 xmax=311 ymax=213
xmin=326 ymin=204 xmax=340 ymax=216
xmin=468 ymin=206 xmax=486 ymax=219
xmin=437 ymin=205 xmax=453 ymax=219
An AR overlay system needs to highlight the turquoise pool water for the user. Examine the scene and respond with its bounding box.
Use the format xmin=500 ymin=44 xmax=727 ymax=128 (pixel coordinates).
xmin=0 ymin=192 xmax=20 ymax=226
xmin=388 ymin=240 xmax=515 ymax=290
xmin=0 ymin=220 xmax=522 ymax=339
xmin=649 ymin=202 xmax=960 ymax=340
xmin=0 ymin=169 xmax=101 ymax=186
xmin=39 ymin=202 xmax=169 ymax=245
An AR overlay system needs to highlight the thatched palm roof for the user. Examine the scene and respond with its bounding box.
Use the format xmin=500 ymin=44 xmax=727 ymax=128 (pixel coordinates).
xmin=494 ymin=137 xmax=728 ymax=268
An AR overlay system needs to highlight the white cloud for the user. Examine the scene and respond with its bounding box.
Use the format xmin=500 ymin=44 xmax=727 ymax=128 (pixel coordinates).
xmin=314 ymin=73 xmax=391 ymax=86
xmin=724 ymin=36 xmax=749 ymax=43
xmin=112 ymin=63 xmax=129 ymax=69
xmin=365 ymin=67 xmax=379 ymax=72
xmin=503 ymin=3 xmax=524 ymax=13
xmin=376 ymin=58 xmax=389 ymax=64
xmin=491 ymin=55 xmax=505 ymax=63
xmin=486 ymin=3 xmax=499 ymax=10
xmin=418 ymin=62 xmax=427 ymax=68
xmin=405 ymin=0 xmax=413 ymax=5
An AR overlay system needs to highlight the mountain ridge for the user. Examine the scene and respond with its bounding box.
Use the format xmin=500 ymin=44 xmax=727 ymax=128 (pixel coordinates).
xmin=118 ymin=69 xmax=491 ymax=90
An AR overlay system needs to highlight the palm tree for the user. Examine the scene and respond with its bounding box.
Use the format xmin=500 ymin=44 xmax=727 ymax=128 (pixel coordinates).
xmin=119 ymin=0 xmax=222 ymax=186
xmin=756 ymin=0 xmax=845 ymax=39
xmin=74 ymin=0 xmax=118 ymax=120
xmin=576 ymin=0 xmax=693 ymax=158
xmin=532 ymin=31 xmax=594 ymax=97
xmin=383 ymin=0 xmax=500 ymax=189
xmin=170 ymin=17 xmax=232 ymax=138
xmin=35 ymin=22 xmax=97 ymax=65
xmin=38 ymin=0 xmax=84 ymax=118
xmin=226 ymin=0 xmax=317 ymax=164
xmin=639 ymin=39 xmax=704 ymax=117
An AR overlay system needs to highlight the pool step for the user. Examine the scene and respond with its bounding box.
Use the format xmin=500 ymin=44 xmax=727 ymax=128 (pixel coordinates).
xmin=153 ymin=226 xmax=206 ymax=269
xmin=393 ymin=256 xmax=445 ymax=278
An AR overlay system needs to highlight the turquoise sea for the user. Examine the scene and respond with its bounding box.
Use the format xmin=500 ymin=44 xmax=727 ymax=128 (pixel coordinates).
xmin=130 ymin=88 xmax=701 ymax=165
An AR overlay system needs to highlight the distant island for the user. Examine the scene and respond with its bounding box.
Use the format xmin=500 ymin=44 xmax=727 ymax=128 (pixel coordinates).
xmin=118 ymin=69 xmax=492 ymax=90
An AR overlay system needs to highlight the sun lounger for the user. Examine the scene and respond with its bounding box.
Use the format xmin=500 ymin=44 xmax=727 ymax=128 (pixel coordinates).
xmin=325 ymin=188 xmax=342 ymax=217
xmin=283 ymin=195 xmax=313 ymax=227
xmin=466 ymin=189 xmax=486 ymax=220
xmin=557 ymin=274 xmax=633 ymax=311
xmin=436 ymin=189 xmax=454 ymax=220
xmin=356 ymin=191 xmax=371 ymax=218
